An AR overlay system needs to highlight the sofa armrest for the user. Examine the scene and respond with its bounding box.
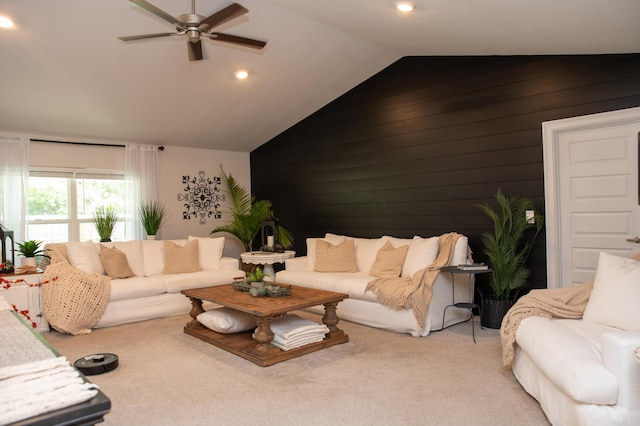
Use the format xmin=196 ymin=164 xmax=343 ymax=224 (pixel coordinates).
xmin=220 ymin=256 xmax=240 ymax=271
xmin=284 ymin=256 xmax=307 ymax=272
xmin=601 ymin=330 xmax=640 ymax=410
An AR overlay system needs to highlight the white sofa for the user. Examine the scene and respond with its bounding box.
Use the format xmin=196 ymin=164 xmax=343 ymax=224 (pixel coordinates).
xmin=510 ymin=252 xmax=640 ymax=425
xmin=275 ymin=233 xmax=473 ymax=337
xmin=44 ymin=236 xmax=245 ymax=330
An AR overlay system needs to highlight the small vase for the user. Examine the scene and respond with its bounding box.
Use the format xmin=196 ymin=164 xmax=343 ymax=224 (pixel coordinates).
xmin=147 ymin=235 xmax=156 ymax=240
xmin=21 ymin=257 xmax=37 ymax=268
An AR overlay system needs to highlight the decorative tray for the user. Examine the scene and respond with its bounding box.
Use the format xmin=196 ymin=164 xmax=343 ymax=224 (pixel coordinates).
xmin=232 ymin=280 xmax=292 ymax=297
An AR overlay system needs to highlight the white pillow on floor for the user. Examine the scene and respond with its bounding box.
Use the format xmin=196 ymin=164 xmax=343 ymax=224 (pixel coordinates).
xmin=197 ymin=307 xmax=256 ymax=334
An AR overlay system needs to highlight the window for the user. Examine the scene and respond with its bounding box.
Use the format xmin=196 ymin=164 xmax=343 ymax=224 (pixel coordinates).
xmin=27 ymin=169 xmax=126 ymax=243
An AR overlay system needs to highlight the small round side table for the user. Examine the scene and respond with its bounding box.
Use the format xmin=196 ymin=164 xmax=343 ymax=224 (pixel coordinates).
xmin=240 ymin=250 xmax=295 ymax=281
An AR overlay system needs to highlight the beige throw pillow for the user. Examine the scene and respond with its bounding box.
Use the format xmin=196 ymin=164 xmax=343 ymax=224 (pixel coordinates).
xmin=99 ymin=245 xmax=135 ymax=279
xmin=314 ymin=239 xmax=358 ymax=272
xmin=369 ymin=241 xmax=409 ymax=278
xmin=163 ymin=240 xmax=201 ymax=274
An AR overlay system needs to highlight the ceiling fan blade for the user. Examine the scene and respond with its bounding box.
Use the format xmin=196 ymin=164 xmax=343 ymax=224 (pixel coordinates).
xmin=130 ymin=0 xmax=186 ymax=30
xmin=188 ymin=40 xmax=203 ymax=61
xmin=200 ymin=3 xmax=248 ymax=29
xmin=207 ymin=32 xmax=266 ymax=49
xmin=118 ymin=32 xmax=178 ymax=41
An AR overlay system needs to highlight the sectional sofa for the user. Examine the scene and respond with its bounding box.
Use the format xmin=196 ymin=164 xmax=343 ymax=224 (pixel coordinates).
xmin=275 ymin=232 xmax=473 ymax=337
xmin=42 ymin=237 xmax=244 ymax=334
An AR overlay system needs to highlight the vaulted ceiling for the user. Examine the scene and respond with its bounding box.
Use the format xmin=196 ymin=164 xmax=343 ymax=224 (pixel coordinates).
xmin=1 ymin=0 xmax=638 ymax=152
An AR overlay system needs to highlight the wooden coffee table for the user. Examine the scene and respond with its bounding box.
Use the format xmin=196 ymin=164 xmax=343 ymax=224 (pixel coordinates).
xmin=181 ymin=284 xmax=349 ymax=367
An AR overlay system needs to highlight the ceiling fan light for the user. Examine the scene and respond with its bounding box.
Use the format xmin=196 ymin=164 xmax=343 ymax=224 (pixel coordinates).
xmin=187 ymin=29 xmax=199 ymax=42
xmin=395 ymin=2 xmax=415 ymax=12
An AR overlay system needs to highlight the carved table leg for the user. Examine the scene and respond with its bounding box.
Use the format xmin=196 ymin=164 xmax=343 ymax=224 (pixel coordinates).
xmin=322 ymin=302 xmax=344 ymax=338
xmin=185 ymin=296 xmax=205 ymax=330
xmin=252 ymin=316 xmax=276 ymax=356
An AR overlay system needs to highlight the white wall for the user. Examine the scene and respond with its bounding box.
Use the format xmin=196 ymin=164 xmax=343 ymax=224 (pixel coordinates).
xmin=24 ymin=136 xmax=250 ymax=241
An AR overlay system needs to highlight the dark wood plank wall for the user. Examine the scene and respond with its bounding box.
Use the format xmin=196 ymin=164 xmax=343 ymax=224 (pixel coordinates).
xmin=251 ymin=54 xmax=640 ymax=291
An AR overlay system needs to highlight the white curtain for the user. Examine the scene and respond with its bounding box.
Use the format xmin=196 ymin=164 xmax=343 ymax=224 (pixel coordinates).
xmin=125 ymin=144 xmax=159 ymax=240
xmin=0 ymin=136 xmax=30 ymax=246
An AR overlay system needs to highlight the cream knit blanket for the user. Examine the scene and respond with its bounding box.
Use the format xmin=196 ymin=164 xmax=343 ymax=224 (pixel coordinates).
xmin=365 ymin=232 xmax=462 ymax=333
xmin=499 ymin=280 xmax=592 ymax=367
xmin=42 ymin=246 xmax=110 ymax=335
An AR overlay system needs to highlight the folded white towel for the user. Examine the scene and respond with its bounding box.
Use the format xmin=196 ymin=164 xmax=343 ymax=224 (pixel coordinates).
xmin=272 ymin=334 xmax=325 ymax=351
xmin=269 ymin=314 xmax=329 ymax=340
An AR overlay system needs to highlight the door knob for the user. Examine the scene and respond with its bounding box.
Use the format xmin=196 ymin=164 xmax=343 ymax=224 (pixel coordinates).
xmin=626 ymin=236 xmax=640 ymax=243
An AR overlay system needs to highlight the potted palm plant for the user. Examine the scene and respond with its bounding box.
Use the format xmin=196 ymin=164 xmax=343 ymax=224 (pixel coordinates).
xmin=94 ymin=206 xmax=118 ymax=242
xmin=210 ymin=168 xmax=293 ymax=252
xmin=477 ymin=189 xmax=544 ymax=328
xmin=15 ymin=240 xmax=46 ymax=268
xmin=139 ymin=201 xmax=167 ymax=240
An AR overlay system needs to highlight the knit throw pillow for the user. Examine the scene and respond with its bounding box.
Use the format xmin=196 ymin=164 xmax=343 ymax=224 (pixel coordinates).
xmin=163 ymin=240 xmax=201 ymax=274
xmin=369 ymin=241 xmax=409 ymax=278
xmin=314 ymin=239 xmax=358 ymax=272
xmin=99 ymin=245 xmax=135 ymax=279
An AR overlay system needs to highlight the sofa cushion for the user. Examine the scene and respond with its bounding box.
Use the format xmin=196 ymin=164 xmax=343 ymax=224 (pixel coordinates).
xmin=99 ymin=245 xmax=135 ymax=279
xmin=109 ymin=240 xmax=144 ymax=277
xmin=350 ymin=237 xmax=385 ymax=273
xmin=314 ymin=239 xmax=358 ymax=272
xmin=163 ymin=240 xmax=201 ymax=274
xmin=401 ymin=236 xmax=439 ymax=278
xmin=164 ymin=270 xmax=245 ymax=293
xmin=306 ymin=235 xmax=346 ymax=271
xmin=188 ymin=236 xmax=224 ymax=270
xmin=516 ymin=316 xmax=618 ymax=404
xmin=197 ymin=307 xmax=257 ymax=334
xmin=370 ymin=241 xmax=409 ymax=278
xmin=66 ymin=241 xmax=104 ymax=275
xmin=108 ymin=275 xmax=168 ymax=302
xmin=583 ymin=252 xmax=640 ymax=331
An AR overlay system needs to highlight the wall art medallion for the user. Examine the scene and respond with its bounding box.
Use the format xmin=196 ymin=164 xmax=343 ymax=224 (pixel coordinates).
xmin=177 ymin=171 xmax=224 ymax=224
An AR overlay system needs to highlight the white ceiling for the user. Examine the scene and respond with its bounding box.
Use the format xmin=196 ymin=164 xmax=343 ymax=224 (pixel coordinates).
xmin=0 ymin=0 xmax=639 ymax=152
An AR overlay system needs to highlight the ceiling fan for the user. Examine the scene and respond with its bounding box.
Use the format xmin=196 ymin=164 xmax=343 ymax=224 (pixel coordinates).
xmin=118 ymin=0 xmax=266 ymax=61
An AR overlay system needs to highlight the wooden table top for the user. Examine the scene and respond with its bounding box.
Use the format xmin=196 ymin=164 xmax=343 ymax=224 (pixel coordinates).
xmin=182 ymin=284 xmax=348 ymax=318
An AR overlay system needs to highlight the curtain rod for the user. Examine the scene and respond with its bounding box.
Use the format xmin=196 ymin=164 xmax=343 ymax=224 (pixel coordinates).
xmin=30 ymin=138 xmax=165 ymax=151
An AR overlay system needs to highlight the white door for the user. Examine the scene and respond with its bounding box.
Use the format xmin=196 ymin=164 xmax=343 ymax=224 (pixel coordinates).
xmin=543 ymin=107 xmax=640 ymax=288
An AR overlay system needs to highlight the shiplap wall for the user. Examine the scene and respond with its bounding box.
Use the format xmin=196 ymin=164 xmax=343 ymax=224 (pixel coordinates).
xmin=251 ymin=54 xmax=640 ymax=290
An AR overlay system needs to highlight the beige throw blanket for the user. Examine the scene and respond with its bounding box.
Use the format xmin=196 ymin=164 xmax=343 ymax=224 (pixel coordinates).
xmin=42 ymin=248 xmax=110 ymax=335
xmin=365 ymin=232 xmax=462 ymax=333
xmin=499 ymin=281 xmax=592 ymax=367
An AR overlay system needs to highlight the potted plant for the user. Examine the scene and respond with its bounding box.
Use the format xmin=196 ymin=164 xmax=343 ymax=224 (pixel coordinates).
xmin=210 ymin=167 xmax=293 ymax=252
xmin=94 ymin=205 xmax=118 ymax=242
xmin=247 ymin=266 xmax=270 ymax=296
xmin=476 ymin=189 xmax=544 ymax=328
xmin=139 ymin=200 xmax=167 ymax=239
xmin=15 ymin=240 xmax=46 ymax=268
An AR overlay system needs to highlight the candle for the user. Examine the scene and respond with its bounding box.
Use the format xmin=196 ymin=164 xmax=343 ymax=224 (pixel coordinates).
xmin=267 ymin=235 xmax=274 ymax=247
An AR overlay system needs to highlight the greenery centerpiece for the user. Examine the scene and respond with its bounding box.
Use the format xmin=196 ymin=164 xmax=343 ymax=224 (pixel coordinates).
xmin=94 ymin=206 xmax=118 ymax=242
xmin=139 ymin=201 xmax=167 ymax=239
xmin=476 ymin=189 xmax=544 ymax=328
xmin=210 ymin=167 xmax=293 ymax=252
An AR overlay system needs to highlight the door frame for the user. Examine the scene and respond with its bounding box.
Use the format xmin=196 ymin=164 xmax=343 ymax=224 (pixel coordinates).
xmin=542 ymin=106 xmax=640 ymax=288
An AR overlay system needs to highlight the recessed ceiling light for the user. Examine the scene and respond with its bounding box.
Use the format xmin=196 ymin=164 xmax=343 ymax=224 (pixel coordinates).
xmin=395 ymin=2 xmax=415 ymax=12
xmin=0 ymin=16 xmax=15 ymax=29
xmin=235 ymin=70 xmax=249 ymax=80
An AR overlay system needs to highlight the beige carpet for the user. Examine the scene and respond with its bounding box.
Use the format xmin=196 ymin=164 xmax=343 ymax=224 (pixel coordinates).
xmin=44 ymin=312 xmax=550 ymax=426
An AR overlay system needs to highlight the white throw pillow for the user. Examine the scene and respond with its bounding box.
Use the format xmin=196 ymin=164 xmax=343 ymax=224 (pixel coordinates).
xmin=350 ymin=237 xmax=384 ymax=273
xmin=197 ymin=307 xmax=257 ymax=334
xmin=401 ymin=236 xmax=439 ymax=278
xmin=583 ymin=252 xmax=640 ymax=331
xmin=66 ymin=241 xmax=105 ymax=275
xmin=142 ymin=240 xmax=165 ymax=276
xmin=188 ymin=236 xmax=224 ymax=270
xmin=306 ymin=235 xmax=346 ymax=271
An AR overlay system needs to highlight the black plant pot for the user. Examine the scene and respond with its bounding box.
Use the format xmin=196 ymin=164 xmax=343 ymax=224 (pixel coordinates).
xmin=480 ymin=294 xmax=515 ymax=329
